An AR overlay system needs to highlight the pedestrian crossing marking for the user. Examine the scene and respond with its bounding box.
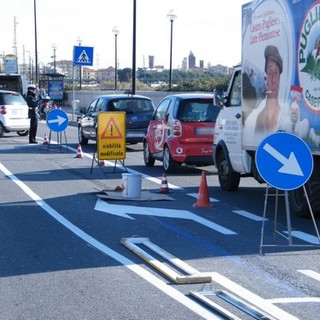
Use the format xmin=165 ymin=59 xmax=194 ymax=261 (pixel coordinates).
xmin=76 ymin=50 xmax=91 ymax=64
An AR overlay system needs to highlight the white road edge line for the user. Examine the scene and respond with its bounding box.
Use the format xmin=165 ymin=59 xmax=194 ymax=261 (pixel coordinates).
xmin=0 ymin=162 xmax=219 ymax=320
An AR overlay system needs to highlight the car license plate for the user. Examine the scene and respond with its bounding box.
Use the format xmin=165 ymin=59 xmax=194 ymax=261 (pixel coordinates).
xmin=195 ymin=127 xmax=214 ymax=135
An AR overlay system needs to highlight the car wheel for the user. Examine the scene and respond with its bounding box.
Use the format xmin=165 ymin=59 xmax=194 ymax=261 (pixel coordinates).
xmin=17 ymin=130 xmax=29 ymax=136
xmin=216 ymin=149 xmax=240 ymax=191
xmin=143 ymin=141 xmax=155 ymax=166
xmin=0 ymin=122 xmax=5 ymax=137
xmin=78 ymin=126 xmax=88 ymax=145
xmin=163 ymin=146 xmax=178 ymax=173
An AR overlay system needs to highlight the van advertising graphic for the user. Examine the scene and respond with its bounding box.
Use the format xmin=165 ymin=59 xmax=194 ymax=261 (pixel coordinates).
xmin=242 ymin=0 xmax=320 ymax=151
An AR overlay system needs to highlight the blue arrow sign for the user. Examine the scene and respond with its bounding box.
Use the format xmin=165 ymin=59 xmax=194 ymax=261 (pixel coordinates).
xmin=73 ymin=46 xmax=94 ymax=66
xmin=255 ymin=132 xmax=313 ymax=191
xmin=46 ymin=109 xmax=69 ymax=132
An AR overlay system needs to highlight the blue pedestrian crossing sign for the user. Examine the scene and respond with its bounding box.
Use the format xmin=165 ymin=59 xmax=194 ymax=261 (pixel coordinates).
xmin=73 ymin=46 xmax=94 ymax=66
xmin=46 ymin=109 xmax=69 ymax=132
xmin=255 ymin=132 xmax=313 ymax=191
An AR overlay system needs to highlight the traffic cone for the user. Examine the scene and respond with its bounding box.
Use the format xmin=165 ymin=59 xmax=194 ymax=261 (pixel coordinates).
xmin=43 ymin=134 xmax=49 ymax=144
xmin=98 ymin=160 xmax=106 ymax=166
xmin=159 ymin=173 xmax=170 ymax=193
xmin=193 ymin=171 xmax=212 ymax=208
xmin=75 ymin=144 xmax=83 ymax=158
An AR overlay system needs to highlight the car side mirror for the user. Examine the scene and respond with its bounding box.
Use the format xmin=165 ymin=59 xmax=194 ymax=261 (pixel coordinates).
xmin=213 ymin=87 xmax=226 ymax=107
xmin=79 ymin=107 xmax=86 ymax=114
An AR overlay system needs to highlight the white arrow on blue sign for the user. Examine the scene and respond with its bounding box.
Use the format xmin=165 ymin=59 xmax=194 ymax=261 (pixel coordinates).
xmin=255 ymin=132 xmax=313 ymax=191
xmin=46 ymin=109 xmax=69 ymax=132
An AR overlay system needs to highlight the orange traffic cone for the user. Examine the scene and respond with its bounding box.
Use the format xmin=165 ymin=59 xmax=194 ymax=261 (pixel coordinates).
xmin=43 ymin=134 xmax=49 ymax=144
xmin=193 ymin=171 xmax=212 ymax=208
xmin=159 ymin=173 xmax=170 ymax=193
xmin=75 ymin=144 xmax=83 ymax=158
xmin=98 ymin=160 xmax=106 ymax=166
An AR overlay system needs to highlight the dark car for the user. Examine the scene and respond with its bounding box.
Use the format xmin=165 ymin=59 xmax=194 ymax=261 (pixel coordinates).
xmin=78 ymin=94 xmax=155 ymax=145
xmin=143 ymin=93 xmax=221 ymax=173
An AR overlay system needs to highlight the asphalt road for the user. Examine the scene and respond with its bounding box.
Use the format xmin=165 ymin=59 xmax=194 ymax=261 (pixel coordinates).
xmin=0 ymin=119 xmax=320 ymax=320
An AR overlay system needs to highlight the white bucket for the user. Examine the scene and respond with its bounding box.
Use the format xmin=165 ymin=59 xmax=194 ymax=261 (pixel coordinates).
xmin=122 ymin=173 xmax=142 ymax=198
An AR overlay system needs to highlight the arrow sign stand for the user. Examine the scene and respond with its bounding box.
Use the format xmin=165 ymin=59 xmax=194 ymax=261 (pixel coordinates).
xmin=259 ymin=184 xmax=320 ymax=255
xmin=46 ymin=130 xmax=68 ymax=152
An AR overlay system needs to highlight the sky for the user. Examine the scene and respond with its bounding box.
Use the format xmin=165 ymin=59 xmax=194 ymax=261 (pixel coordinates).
xmin=0 ymin=0 xmax=249 ymax=70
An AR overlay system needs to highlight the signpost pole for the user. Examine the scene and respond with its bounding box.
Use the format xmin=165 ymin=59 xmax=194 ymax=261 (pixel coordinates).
xmin=284 ymin=191 xmax=293 ymax=245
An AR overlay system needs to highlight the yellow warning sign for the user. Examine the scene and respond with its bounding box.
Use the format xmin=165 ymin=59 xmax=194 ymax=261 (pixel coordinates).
xmin=97 ymin=112 xmax=126 ymax=160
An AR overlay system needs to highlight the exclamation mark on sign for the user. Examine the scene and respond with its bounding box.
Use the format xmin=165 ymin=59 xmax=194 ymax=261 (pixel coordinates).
xmin=110 ymin=124 xmax=113 ymax=136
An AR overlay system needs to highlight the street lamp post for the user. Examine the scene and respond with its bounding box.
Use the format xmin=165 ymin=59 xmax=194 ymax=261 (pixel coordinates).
xmin=52 ymin=43 xmax=57 ymax=73
xmin=112 ymin=26 xmax=120 ymax=91
xmin=33 ymin=0 xmax=38 ymax=84
xmin=77 ymin=37 xmax=82 ymax=89
xmin=132 ymin=0 xmax=137 ymax=95
xmin=167 ymin=9 xmax=177 ymax=91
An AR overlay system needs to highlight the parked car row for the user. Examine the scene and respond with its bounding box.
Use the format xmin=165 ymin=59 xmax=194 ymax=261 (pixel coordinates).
xmin=78 ymin=92 xmax=221 ymax=172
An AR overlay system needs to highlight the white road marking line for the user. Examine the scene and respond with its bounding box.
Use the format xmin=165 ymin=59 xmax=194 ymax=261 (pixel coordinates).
xmin=187 ymin=193 xmax=219 ymax=202
xmin=298 ymin=269 xmax=320 ymax=282
xmin=95 ymin=198 xmax=236 ymax=235
xmin=233 ymin=209 xmax=265 ymax=221
xmin=268 ymin=297 xmax=320 ymax=304
xmin=203 ymin=272 xmax=299 ymax=320
xmin=0 ymin=162 xmax=220 ymax=320
xmin=283 ymin=231 xmax=320 ymax=245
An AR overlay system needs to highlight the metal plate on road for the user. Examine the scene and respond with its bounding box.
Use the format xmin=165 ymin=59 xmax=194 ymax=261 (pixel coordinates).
xmin=255 ymin=132 xmax=313 ymax=191
xmin=46 ymin=109 xmax=69 ymax=132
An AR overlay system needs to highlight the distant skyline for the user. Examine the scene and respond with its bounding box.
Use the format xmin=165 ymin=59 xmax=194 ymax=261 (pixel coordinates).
xmin=0 ymin=0 xmax=248 ymax=70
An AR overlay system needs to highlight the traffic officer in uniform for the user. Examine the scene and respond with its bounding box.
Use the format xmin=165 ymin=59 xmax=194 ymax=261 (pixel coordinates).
xmin=26 ymin=85 xmax=40 ymax=143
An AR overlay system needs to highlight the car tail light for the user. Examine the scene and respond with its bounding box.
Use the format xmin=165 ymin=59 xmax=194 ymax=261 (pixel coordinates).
xmin=0 ymin=106 xmax=7 ymax=115
xmin=173 ymin=119 xmax=182 ymax=137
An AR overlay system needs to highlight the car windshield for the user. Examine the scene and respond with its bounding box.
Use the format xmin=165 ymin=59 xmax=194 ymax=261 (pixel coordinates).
xmin=0 ymin=92 xmax=25 ymax=105
xmin=176 ymin=99 xmax=218 ymax=122
xmin=111 ymin=99 xmax=154 ymax=113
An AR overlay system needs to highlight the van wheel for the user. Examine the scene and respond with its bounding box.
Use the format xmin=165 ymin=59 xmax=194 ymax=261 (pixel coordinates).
xmin=143 ymin=141 xmax=155 ymax=166
xmin=289 ymin=186 xmax=310 ymax=218
xmin=17 ymin=130 xmax=29 ymax=136
xmin=216 ymin=150 xmax=240 ymax=191
xmin=78 ymin=126 xmax=88 ymax=145
xmin=289 ymin=178 xmax=320 ymax=218
xmin=163 ymin=146 xmax=178 ymax=173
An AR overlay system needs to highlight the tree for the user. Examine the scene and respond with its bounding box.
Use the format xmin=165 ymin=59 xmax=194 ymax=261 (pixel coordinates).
xmin=118 ymin=68 xmax=132 ymax=82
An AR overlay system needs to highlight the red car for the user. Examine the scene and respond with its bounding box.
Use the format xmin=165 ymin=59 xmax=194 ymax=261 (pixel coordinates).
xmin=143 ymin=93 xmax=220 ymax=172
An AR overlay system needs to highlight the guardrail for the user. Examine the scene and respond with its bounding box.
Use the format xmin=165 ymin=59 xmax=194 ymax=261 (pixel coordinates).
xmin=65 ymin=90 xmax=176 ymax=111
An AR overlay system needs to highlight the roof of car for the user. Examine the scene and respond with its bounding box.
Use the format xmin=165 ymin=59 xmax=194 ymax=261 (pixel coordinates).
xmin=95 ymin=94 xmax=153 ymax=101
xmin=163 ymin=93 xmax=214 ymax=99
xmin=0 ymin=89 xmax=21 ymax=95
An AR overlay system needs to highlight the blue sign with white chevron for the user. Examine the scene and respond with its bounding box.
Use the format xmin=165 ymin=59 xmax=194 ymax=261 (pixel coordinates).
xmin=256 ymin=132 xmax=313 ymax=191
